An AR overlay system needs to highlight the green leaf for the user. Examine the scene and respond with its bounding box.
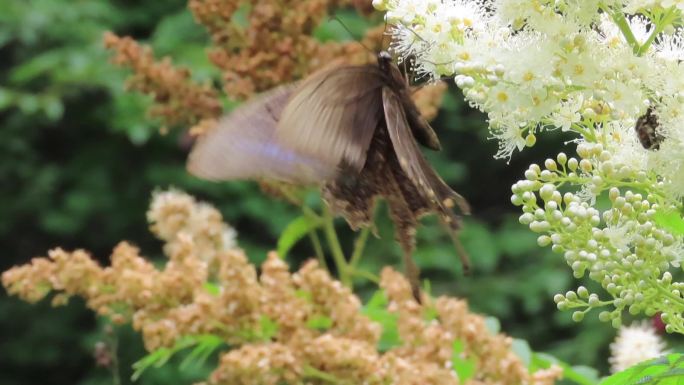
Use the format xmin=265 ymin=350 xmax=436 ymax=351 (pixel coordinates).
xmin=484 ymin=316 xmax=501 ymax=334
xmin=306 ymin=315 xmax=333 ymax=331
xmin=295 ymin=289 xmax=313 ymax=302
xmin=0 ymin=87 xmax=14 ymax=110
xmin=652 ymin=209 xmax=684 ymax=236
xmin=203 ymin=282 xmax=220 ymax=296
xmin=451 ymin=340 xmax=476 ymax=381
xmin=42 ymin=96 xmax=64 ymax=120
xmin=257 ymin=315 xmax=279 ymax=341
xmin=599 ymin=354 xmax=684 ymax=385
xmin=362 ymin=290 xmax=401 ymax=351
xmin=131 ymin=336 xmax=196 ymax=380
xmin=277 ymin=215 xmax=322 ymax=259
xmin=313 ymin=9 xmax=371 ymax=42
xmin=460 ymin=221 xmax=500 ymax=273
xmin=179 ymin=335 xmax=224 ymax=371
xmin=532 ymin=352 xmax=599 ymax=385
xmin=511 ymin=338 xmax=532 ymax=366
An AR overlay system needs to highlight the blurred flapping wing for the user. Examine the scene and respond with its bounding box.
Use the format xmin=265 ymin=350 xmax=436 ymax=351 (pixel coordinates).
xmin=187 ymin=85 xmax=336 ymax=184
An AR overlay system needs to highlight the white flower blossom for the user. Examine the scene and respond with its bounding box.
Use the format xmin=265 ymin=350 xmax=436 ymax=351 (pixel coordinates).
xmin=609 ymin=321 xmax=668 ymax=373
xmin=550 ymin=96 xmax=584 ymax=131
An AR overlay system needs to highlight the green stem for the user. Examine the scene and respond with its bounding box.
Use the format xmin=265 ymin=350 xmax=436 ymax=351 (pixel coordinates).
xmin=308 ymin=230 xmax=328 ymax=271
xmin=321 ymin=206 xmax=350 ymax=287
xmin=303 ymin=366 xmax=341 ymax=384
xmin=653 ymin=282 xmax=684 ymax=308
xmin=349 ymin=226 xmax=371 ymax=269
xmin=347 ymin=267 xmax=380 ymax=284
xmin=297 ymin=205 xmax=331 ymax=270
xmin=603 ymin=5 xmax=640 ymax=54
xmin=106 ymin=326 xmax=122 ymax=385
xmin=636 ymin=8 xmax=677 ymax=56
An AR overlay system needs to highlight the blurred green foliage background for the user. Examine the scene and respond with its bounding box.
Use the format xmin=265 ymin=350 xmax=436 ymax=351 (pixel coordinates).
xmin=2 ymin=1 xmax=676 ymax=384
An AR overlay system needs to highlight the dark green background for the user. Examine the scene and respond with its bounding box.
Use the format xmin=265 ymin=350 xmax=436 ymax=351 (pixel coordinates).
xmin=1 ymin=1 xmax=667 ymax=384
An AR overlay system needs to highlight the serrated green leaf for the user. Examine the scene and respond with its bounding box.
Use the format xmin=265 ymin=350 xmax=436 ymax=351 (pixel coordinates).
xmin=652 ymin=209 xmax=684 ymax=236
xmin=277 ymin=215 xmax=322 ymax=259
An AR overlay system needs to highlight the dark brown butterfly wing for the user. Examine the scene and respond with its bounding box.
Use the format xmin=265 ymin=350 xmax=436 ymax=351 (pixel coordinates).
xmin=187 ymin=85 xmax=336 ymax=184
xmin=382 ymin=87 xmax=470 ymax=218
xmin=403 ymin=89 xmax=442 ymax=151
xmin=382 ymin=60 xmax=442 ymax=151
xmin=277 ymin=66 xmax=386 ymax=174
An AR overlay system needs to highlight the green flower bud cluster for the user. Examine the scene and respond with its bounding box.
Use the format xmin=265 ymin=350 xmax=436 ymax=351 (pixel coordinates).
xmin=512 ymin=146 xmax=684 ymax=333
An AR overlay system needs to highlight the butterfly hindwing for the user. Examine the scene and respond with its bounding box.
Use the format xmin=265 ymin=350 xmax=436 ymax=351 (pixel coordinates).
xmin=382 ymin=87 xmax=469 ymax=217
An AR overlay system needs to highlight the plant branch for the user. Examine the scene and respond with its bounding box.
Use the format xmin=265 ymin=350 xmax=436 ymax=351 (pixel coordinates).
xmin=321 ymin=205 xmax=351 ymax=287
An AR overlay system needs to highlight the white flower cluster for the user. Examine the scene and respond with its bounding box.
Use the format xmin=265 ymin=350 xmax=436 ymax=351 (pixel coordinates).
xmin=609 ymin=321 xmax=668 ymax=373
xmin=376 ymin=0 xmax=684 ymax=333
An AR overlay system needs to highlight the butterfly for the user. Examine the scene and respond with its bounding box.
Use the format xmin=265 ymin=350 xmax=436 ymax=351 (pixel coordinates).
xmin=188 ymin=51 xmax=470 ymax=300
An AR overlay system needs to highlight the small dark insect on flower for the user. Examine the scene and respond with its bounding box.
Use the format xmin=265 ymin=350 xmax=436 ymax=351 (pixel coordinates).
xmin=635 ymin=106 xmax=663 ymax=150
xmin=188 ymin=52 xmax=470 ymax=301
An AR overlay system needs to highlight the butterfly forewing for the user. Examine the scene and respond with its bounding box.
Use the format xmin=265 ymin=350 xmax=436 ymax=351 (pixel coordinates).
xmin=276 ymin=66 xmax=386 ymax=173
xmin=187 ymin=85 xmax=336 ymax=184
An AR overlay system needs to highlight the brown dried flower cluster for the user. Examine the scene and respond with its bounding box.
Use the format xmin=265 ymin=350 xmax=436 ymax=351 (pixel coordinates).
xmin=3 ymin=190 xmax=561 ymax=385
xmin=103 ymin=32 xmax=222 ymax=131
xmin=188 ymin=0 xmax=377 ymax=98
xmin=104 ymin=0 xmax=446 ymax=133
xmin=380 ymin=268 xmax=563 ymax=385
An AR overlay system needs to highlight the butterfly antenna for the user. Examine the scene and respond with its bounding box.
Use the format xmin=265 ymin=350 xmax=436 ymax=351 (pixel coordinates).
xmin=330 ymin=15 xmax=373 ymax=53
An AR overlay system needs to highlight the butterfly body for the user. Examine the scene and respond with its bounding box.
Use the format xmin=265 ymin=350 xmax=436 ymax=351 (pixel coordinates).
xmin=188 ymin=52 xmax=469 ymax=299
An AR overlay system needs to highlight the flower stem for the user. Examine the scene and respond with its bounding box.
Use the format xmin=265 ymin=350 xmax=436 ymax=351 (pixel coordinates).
xmin=105 ymin=325 xmax=122 ymax=385
xmin=348 ymin=267 xmax=380 ymax=284
xmin=303 ymin=366 xmax=341 ymax=384
xmin=636 ymin=8 xmax=677 ymax=56
xmin=603 ymin=5 xmax=640 ymax=54
xmin=308 ymin=230 xmax=328 ymax=271
xmin=349 ymin=225 xmax=371 ymax=269
xmin=321 ymin=205 xmax=351 ymax=287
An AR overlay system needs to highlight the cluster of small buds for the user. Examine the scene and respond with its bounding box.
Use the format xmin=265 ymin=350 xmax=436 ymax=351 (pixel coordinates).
xmin=512 ymin=146 xmax=684 ymax=332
